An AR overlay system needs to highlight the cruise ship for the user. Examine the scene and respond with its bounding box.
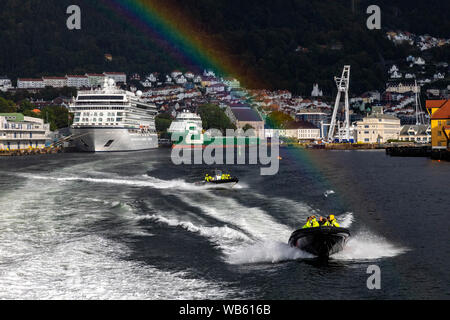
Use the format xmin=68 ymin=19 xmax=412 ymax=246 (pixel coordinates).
xmin=168 ymin=110 xmax=204 ymax=145
xmin=68 ymin=78 xmax=158 ymax=152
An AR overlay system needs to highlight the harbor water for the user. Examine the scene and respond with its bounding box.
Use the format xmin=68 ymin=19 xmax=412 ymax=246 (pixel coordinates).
xmin=0 ymin=148 xmax=448 ymax=299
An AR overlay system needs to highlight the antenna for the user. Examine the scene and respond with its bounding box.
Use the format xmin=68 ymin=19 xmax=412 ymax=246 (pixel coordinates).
xmin=414 ymin=80 xmax=426 ymax=125
xmin=328 ymin=66 xmax=351 ymax=142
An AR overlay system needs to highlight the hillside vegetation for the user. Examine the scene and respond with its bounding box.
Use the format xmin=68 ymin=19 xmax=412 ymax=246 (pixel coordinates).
xmin=0 ymin=0 xmax=448 ymax=95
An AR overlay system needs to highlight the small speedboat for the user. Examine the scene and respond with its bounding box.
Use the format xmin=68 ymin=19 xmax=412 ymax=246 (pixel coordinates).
xmin=195 ymin=170 xmax=239 ymax=189
xmin=288 ymin=227 xmax=350 ymax=258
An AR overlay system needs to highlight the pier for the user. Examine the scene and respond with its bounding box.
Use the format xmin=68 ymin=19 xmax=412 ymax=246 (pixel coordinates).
xmin=385 ymin=145 xmax=432 ymax=157
xmin=0 ymin=147 xmax=63 ymax=157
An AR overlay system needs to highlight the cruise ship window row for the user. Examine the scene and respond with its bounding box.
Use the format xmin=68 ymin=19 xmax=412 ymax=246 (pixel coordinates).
xmin=75 ymin=112 xmax=123 ymax=117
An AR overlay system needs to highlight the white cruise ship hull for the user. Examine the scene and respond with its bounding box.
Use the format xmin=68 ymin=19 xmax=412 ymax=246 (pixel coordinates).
xmin=70 ymin=127 xmax=158 ymax=152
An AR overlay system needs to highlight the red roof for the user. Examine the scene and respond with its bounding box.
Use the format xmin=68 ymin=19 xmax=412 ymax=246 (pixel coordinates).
xmin=426 ymin=100 xmax=447 ymax=109
xmin=18 ymin=78 xmax=43 ymax=82
xmin=42 ymin=77 xmax=66 ymax=80
xmin=431 ymin=100 xmax=450 ymax=120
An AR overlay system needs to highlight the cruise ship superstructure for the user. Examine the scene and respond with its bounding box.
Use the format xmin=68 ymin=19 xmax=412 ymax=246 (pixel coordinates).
xmin=168 ymin=110 xmax=204 ymax=145
xmin=69 ymin=78 xmax=158 ymax=152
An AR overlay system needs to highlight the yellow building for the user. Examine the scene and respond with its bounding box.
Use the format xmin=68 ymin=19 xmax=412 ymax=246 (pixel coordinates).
xmin=426 ymin=100 xmax=450 ymax=150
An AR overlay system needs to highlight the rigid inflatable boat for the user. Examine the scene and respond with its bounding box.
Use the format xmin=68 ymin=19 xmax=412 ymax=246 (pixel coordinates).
xmin=288 ymin=227 xmax=350 ymax=257
xmin=195 ymin=170 xmax=239 ymax=189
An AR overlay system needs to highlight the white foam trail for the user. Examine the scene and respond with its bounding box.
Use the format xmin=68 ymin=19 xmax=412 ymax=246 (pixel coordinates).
xmin=227 ymin=241 xmax=314 ymax=264
xmin=0 ymin=235 xmax=231 ymax=300
xmin=324 ymin=190 xmax=335 ymax=197
xmin=180 ymin=194 xmax=294 ymax=243
xmin=17 ymin=173 xmax=209 ymax=191
xmin=333 ymin=231 xmax=408 ymax=261
xmin=0 ymin=178 xmax=233 ymax=299
xmin=338 ymin=212 xmax=354 ymax=228
xmin=176 ymin=193 xmax=316 ymax=264
xmin=141 ymin=214 xmax=251 ymax=252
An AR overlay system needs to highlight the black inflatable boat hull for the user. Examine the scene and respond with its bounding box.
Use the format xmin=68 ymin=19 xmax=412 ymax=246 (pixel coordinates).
xmin=288 ymin=227 xmax=350 ymax=257
xmin=195 ymin=178 xmax=239 ymax=188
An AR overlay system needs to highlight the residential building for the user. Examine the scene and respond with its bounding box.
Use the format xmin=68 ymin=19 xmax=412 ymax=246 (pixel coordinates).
xmin=222 ymin=77 xmax=241 ymax=90
xmin=0 ymin=76 xmax=12 ymax=91
xmin=426 ymin=100 xmax=450 ymax=150
xmin=295 ymin=110 xmax=329 ymax=130
xmin=42 ymin=76 xmax=67 ymax=88
xmin=103 ymin=72 xmax=127 ymax=84
xmin=386 ymin=81 xmax=420 ymax=94
xmin=17 ymin=78 xmax=45 ymax=89
xmin=85 ymin=73 xmax=106 ymax=87
xmin=399 ymin=125 xmax=431 ymax=143
xmin=356 ymin=109 xmax=401 ymax=143
xmin=0 ymin=113 xmax=51 ymax=150
xmin=225 ymin=105 xmax=264 ymax=137
xmin=273 ymin=121 xmax=320 ymax=141
xmin=66 ymin=75 xmax=90 ymax=88
xmin=206 ymin=83 xmax=225 ymax=94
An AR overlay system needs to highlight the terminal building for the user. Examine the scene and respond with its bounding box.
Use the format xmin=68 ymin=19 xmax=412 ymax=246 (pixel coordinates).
xmin=355 ymin=108 xmax=401 ymax=143
xmin=0 ymin=113 xmax=51 ymax=150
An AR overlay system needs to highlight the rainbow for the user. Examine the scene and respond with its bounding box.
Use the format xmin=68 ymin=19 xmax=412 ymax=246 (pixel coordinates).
xmin=99 ymin=0 xmax=348 ymax=215
xmin=99 ymin=0 xmax=263 ymax=87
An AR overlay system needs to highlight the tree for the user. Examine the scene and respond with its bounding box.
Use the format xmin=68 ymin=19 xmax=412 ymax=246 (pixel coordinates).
xmin=197 ymin=104 xmax=236 ymax=133
xmin=155 ymin=113 xmax=173 ymax=134
xmin=0 ymin=97 xmax=16 ymax=113
xmin=266 ymin=111 xmax=293 ymax=129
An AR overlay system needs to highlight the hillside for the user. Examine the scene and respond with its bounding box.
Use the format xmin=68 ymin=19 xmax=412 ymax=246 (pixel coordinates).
xmin=0 ymin=0 xmax=449 ymax=95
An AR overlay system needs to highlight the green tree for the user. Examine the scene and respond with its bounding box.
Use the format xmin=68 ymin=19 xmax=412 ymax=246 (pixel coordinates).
xmin=0 ymin=97 xmax=17 ymax=113
xmin=266 ymin=111 xmax=293 ymax=129
xmin=155 ymin=113 xmax=173 ymax=133
xmin=197 ymin=104 xmax=236 ymax=133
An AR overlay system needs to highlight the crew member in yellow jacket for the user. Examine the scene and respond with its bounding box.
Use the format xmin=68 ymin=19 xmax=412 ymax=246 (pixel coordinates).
xmin=302 ymin=216 xmax=320 ymax=228
xmin=327 ymin=215 xmax=340 ymax=227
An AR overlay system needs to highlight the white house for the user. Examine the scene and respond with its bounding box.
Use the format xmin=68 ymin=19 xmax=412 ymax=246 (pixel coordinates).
xmin=0 ymin=76 xmax=12 ymax=91
xmin=203 ymin=69 xmax=216 ymax=77
xmin=175 ymin=75 xmax=187 ymax=85
xmin=414 ymin=57 xmax=426 ymax=65
xmin=389 ymin=65 xmax=399 ymax=74
xmin=193 ymin=75 xmax=202 ymax=84
xmin=184 ymin=72 xmax=195 ymax=79
xmin=311 ymin=83 xmax=323 ymax=97
xmin=171 ymin=70 xmax=183 ymax=79
xmin=390 ymin=71 xmax=402 ymax=79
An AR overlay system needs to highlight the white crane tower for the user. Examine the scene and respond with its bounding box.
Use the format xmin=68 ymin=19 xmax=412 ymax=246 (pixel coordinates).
xmin=327 ymin=65 xmax=351 ymax=142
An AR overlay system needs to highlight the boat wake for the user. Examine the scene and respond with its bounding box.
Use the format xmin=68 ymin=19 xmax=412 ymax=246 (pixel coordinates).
xmin=332 ymin=231 xmax=408 ymax=261
xmin=16 ymin=172 xmax=407 ymax=264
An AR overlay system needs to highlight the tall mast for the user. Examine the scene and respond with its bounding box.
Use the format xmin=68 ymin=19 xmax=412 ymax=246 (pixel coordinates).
xmin=328 ymin=65 xmax=351 ymax=142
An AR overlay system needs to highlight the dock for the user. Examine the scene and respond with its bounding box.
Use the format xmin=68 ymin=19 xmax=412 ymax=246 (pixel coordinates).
xmin=0 ymin=147 xmax=63 ymax=157
xmin=385 ymin=145 xmax=432 ymax=157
